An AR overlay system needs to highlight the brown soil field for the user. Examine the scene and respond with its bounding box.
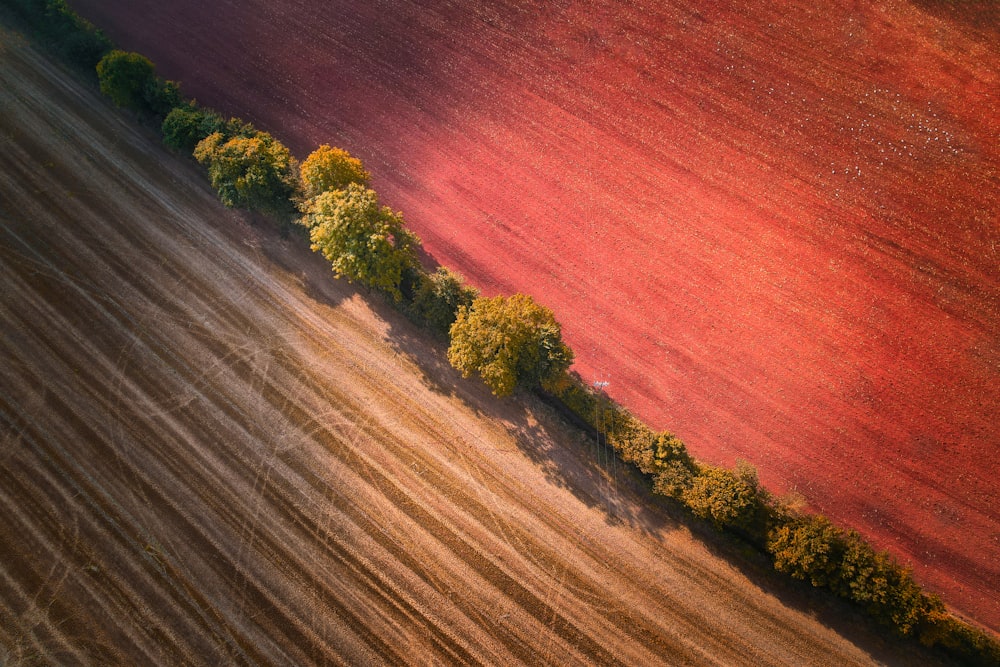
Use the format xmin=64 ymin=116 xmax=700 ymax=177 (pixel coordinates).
xmin=66 ymin=0 xmax=1000 ymax=632
xmin=0 ymin=27 xmax=961 ymax=666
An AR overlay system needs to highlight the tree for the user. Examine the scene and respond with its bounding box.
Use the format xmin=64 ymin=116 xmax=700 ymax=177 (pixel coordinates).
xmin=96 ymin=49 xmax=180 ymax=116
xmin=193 ymin=131 xmax=297 ymax=216
xmin=447 ymin=294 xmax=574 ymax=396
xmin=767 ymin=515 xmax=845 ymax=587
xmin=301 ymin=184 xmax=418 ymax=299
xmin=834 ymin=531 xmax=930 ymax=635
xmin=96 ymin=50 xmax=156 ymax=111
xmin=144 ymin=78 xmax=183 ymax=118
xmin=409 ymin=267 xmax=479 ymax=335
xmin=9 ymin=0 xmax=112 ymax=68
xmin=682 ymin=463 xmax=760 ymax=529
xmin=650 ymin=432 xmax=696 ymax=498
xmin=300 ymin=144 xmax=370 ymax=200
xmin=653 ymin=460 xmax=696 ymax=499
xmin=162 ymin=105 xmax=228 ymax=153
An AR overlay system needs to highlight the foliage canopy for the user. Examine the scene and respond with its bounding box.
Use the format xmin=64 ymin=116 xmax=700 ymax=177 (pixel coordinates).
xmin=448 ymin=294 xmax=574 ymax=396
xmin=683 ymin=463 xmax=760 ymax=529
xmin=835 ymin=532 xmax=930 ymax=636
xmin=6 ymin=0 xmax=112 ymax=67
xmin=96 ymin=50 xmax=155 ymax=110
xmin=768 ymin=514 xmax=845 ymax=587
xmin=300 ymin=144 xmax=370 ymax=200
xmin=162 ymin=105 xmax=229 ymax=153
xmin=408 ymin=267 xmax=479 ymax=336
xmin=96 ymin=49 xmax=180 ymax=116
xmin=193 ymin=131 xmax=298 ymax=216
xmin=302 ymin=184 xmax=418 ymax=299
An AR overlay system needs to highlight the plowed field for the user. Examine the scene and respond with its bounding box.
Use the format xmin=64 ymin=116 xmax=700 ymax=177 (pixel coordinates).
xmin=1 ymin=28 xmax=956 ymax=665
xmin=66 ymin=0 xmax=1000 ymax=631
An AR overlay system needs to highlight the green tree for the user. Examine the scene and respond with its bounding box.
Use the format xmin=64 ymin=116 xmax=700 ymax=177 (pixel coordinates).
xmin=683 ymin=463 xmax=760 ymax=529
xmin=8 ymin=0 xmax=112 ymax=67
xmin=144 ymin=78 xmax=182 ymax=117
xmin=193 ymin=131 xmax=297 ymax=216
xmin=95 ymin=49 xmax=180 ymax=116
xmin=447 ymin=294 xmax=574 ymax=396
xmin=300 ymin=144 xmax=370 ymax=200
xmin=409 ymin=267 xmax=479 ymax=335
xmin=96 ymin=50 xmax=156 ymax=111
xmin=302 ymin=184 xmax=418 ymax=299
xmin=162 ymin=105 xmax=228 ymax=153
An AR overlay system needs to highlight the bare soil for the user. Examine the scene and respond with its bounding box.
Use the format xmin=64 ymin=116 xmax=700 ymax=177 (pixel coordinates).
xmin=65 ymin=0 xmax=1000 ymax=632
xmin=0 ymin=28 xmax=956 ymax=666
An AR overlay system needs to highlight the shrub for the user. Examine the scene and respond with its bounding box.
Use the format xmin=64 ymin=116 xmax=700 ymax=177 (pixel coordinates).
xmin=96 ymin=50 xmax=155 ymax=110
xmin=654 ymin=432 xmax=692 ymax=468
xmin=767 ymin=514 xmax=846 ymax=588
xmin=144 ymin=78 xmax=183 ymax=118
xmin=833 ymin=532 xmax=932 ymax=636
xmin=6 ymin=0 xmax=112 ymax=68
xmin=602 ymin=404 xmax=659 ymax=473
xmin=542 ymin=372 xmax=600 ymax=425
xmin=920 ymin=605 xmax=1000 ymax=666
xmin=162 ymin=105 xmax=229 ymax=153
xmin=543 ymin=375 xmax=696 ymax=495
xmin=653 ymin=459 xmax=696 ymax=499
xmin=95 ymin=49 xmax=181 ymax=117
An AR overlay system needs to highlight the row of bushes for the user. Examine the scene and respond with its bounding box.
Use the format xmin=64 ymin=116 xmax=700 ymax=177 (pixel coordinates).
xmin=15 ymin=4 xmax=993 ymax=660
xmin=176 ymin=115 xmax=501 ymax=361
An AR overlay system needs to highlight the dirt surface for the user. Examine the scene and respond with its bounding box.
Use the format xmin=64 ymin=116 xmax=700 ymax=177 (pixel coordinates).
xmin=0 ymin=29 xmax=959 ymax=666
xmin=64 ymin=0 xmax=1000 ymax=631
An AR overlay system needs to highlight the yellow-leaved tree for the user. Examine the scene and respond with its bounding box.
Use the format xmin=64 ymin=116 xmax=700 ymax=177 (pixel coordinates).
xmin=299 ymin=144 xmax=370 ymax=201
xmin=447 ymin=294 xmax=573 ymax=397
xmin=301 ymin=184 xmax=418 ymax=300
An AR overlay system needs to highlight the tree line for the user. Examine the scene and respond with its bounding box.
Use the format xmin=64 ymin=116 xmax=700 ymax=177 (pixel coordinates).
xmin=5 ymin=2 xmax=996 ymax=661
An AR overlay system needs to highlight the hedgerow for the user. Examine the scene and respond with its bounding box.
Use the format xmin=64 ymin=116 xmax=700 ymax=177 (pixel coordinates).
xmin=96 ymin=49 xmax=181 ymax=117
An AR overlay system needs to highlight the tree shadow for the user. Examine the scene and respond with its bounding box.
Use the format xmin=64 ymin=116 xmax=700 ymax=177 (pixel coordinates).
xmin=236 ymin=212 xmax=352 ymax=311
xmin=503 ymin=394 xmax=678 ymax=534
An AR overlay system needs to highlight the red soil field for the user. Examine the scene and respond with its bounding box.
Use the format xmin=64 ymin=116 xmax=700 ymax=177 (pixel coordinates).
xmin=70 ymin=0 xmax=1000 ymax=631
